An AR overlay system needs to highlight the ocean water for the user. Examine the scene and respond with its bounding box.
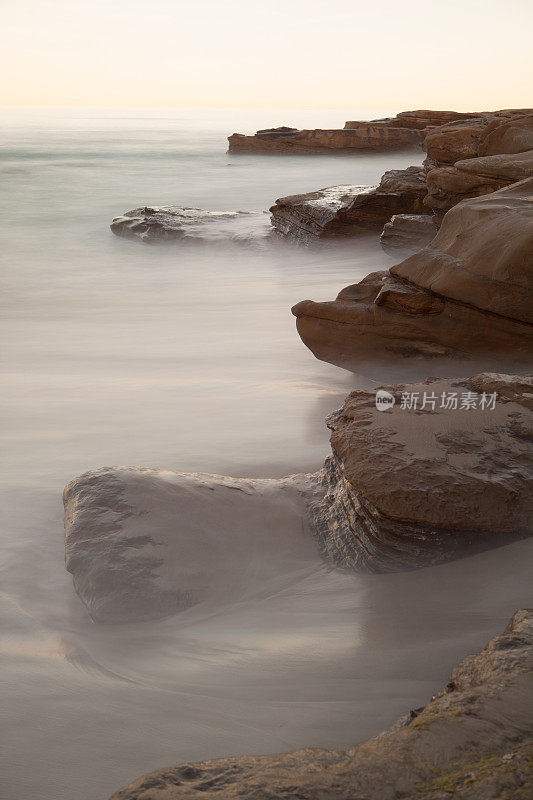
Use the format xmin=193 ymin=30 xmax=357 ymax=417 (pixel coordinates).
xmin=1 ymin=107 xmax=532 ymax=800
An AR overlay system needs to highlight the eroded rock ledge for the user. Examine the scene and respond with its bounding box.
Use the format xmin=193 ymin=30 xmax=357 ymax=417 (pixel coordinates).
xmin=292 ymin=179 xmax=533 ymax=371
xmin=109 ymin=609 xmax=533 ymax=799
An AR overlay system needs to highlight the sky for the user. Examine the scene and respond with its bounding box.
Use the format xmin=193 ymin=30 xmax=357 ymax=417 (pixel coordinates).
xmin=1 ymin=0 xmax=532 ymax=110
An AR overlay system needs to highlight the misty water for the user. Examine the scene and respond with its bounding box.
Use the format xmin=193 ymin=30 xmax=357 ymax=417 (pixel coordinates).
xmin=1 ymin=107 xmax=532 ymax=800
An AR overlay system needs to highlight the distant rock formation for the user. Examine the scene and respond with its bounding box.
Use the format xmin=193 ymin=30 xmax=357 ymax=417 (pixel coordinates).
xmin=270 ymin=167 xmax=426 ymax=241
xmin=109 ymin=609 xmax=533 ymax=799
xmin=228 ymin=125 xmax=424 ymax=153
xmin=292 ymin=178 xmax=533 ymax=370
xmin=110 ymin=206 xmax=264 ymax=243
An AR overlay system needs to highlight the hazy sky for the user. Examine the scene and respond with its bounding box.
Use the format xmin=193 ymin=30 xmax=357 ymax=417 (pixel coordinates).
xmin=1 ymin=0 xmax=532 ymax=109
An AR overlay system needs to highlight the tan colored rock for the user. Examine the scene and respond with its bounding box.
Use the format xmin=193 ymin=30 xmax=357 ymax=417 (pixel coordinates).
xmin=424 ymin=150 xmax=533 ymax=214
xmin=380 ymin=213 xmax=438 ymax=254
xmin=393 ymin=178 xmax=533 ymax=324
xmin=270 ymin=167 xmax=427 ymax=241
xmin=423 ymin=117 xmax=491 ymax=165
xmin=228 ymin=125 xmax=424 ymax=153
xmin=478 ymin=113 xmax=533 ymax=156
xmin=108 ymin=610 xmax=533 ymax=800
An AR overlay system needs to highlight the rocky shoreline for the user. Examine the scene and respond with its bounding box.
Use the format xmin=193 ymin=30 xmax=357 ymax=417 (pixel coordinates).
xmin=77 ymin=107 xmax=533 ymax=797
xmin=109 ymin=608 xmax=533 ymax=799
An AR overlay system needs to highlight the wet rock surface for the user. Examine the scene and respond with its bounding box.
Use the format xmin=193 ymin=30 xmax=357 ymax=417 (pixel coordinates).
xmin=108 ymin=609 xmax=533 ymax=799
xmin=110 ymin=206 xmax=264 ymax=243
xmin=270 ymin=166 xmax=427 ymax=241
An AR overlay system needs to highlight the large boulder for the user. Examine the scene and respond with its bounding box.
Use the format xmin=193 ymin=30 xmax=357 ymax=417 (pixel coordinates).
xmin=270 ymin=167 xmax=427 ymax=241
xmin=393 ymin=178 xmax=533 ymax=324
xmin=109 ymin=609 xmax=533 ymax=799
xmin=478 ymin=112 xmax=533 ymax=156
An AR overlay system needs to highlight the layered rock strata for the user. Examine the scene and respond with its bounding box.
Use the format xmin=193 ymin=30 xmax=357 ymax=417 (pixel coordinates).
xmin=292 ymin=179 xmax=533 ymax=370
xmin=270 ymin=166 xmax=426 ymax=241
xmin=64 ymin=371 xmax=532 ymax=623
xmin=228 ymin=125 xmax=424 ymax=153
xmin=380 ymin=213 xmax=438 ymax=253
xmin=109 ymin=609 xmax=533 ymax=799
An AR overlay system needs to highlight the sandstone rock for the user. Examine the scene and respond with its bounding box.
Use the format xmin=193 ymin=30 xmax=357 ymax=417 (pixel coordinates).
xmin=108 ymin=609 xmax=533 ymax=799
xmin=293 ymin=179 xmax=533 ymax=371
xmin=110 ymin=206 xmax=263 ymax=243
xmin=344 ymin=109 xmax=483 ymax=131
xmin=424 ymin=150 xmax=533 ymax=214
xmin=310 ymin=373 xmax=533 ymax=572
xmin=393 ymin=178 xmax=533 ymax=324
xmin=228 ymin=125 xmax=424 ymax=153
xmin=478 ymin=112 xmax=533 ymax=156
xmin=423 ymin=117 xmax=491 ymax=165
xmin=380 ymin=214 xmax=438 ymax=254
xmin=270 ymin=167 xmax=427 ymax=241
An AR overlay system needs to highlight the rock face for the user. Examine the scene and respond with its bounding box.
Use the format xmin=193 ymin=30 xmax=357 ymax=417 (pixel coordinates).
xmin=380 ymin=213 xmax=437 ymax=254
xmin=228 ymin=125 xmax=424 ymax=153
xmin=345 ymin=109 xmax=484 ymax=131
xmin=425 ymin=149 xmax=533 ymax=215
xmin=110 ymin=206 xmax=263 ymax=243
xmin=109 ymin=609 xmax=533 ymax=799
xmin=292 ymin=179 xmax=533 ymax=370
xmin=270 ymin=166 xmax=426 ymax=241
xmin=394 ymin=178 xmax=533 ymax=324
xmin=310 ymin=373 xmax=533 ymax=572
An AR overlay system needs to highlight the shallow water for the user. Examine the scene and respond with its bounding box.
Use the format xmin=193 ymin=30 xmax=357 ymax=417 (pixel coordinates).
xmin=1 ymin=107 xmax=531 ymax=800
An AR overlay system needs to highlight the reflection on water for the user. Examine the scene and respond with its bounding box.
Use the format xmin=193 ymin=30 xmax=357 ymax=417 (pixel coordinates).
xmin=1 ymin=107 xmax=531 ymax=800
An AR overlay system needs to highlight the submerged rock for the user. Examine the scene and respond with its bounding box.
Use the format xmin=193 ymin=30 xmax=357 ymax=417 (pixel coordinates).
xmin=108 ymin=609 xmax=533 ymax=799
xmin=292 ymin=179 xmax=533 ymax=369
xmin=270 ymin=166 xmax=427 ymax=241
xmin=110 ymin=206 xmax=264 ymax=243
xmin=380 ymin=213 xmax=438 ymax=254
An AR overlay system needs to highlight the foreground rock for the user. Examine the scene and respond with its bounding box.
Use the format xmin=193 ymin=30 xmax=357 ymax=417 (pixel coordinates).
xmin=109 ymin=609 xmax=533 ymax=799
xmin=110 ymin=206 xmax=264 ymax=243
xmin=64 ymin=371 xmax=532 ymax=622
xmin=270 ymin=166 xmax=426 ymax=241
xmin=380 ymin=213 xmax=437 ymax=254
xmin=293 ymin=179 xmax=533 ymax=370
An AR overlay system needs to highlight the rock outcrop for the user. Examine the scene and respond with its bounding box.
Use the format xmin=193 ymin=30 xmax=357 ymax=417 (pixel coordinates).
xmin=110 ymin=206 xmax=264 ymax=243
xmin=270 ymin=166 xmax=427 ymax=241
xmin=380 ymin=213 xmax=438 ymax=254
xmin=424 ymin=150 xmax=533 ymax=215
xmin=292 ymin=178 xmax=533 ymax=371
xmin=109 ymin=609 xmax=533 ymax=799
xmin=64 ymin=370 xmax=532 ymax=622
xmin=228 ymin=125 xmax=424 ymax=153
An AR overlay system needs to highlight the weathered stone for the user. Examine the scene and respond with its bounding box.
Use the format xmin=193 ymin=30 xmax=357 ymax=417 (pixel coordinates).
xmin=292 ymin=178 xmax=533 ymax=372
xmin=228 ymin=125 xmax=424 ymax=153
xmin=423 ymin=117 xmax=492 ymax=165
xmin=108 ymin=609 xmax=533 ymax=800
xmin=270 ymin=167 xmax=427 ymax=241
xmin=380 ymin=214 xmax=438 ymax=254
xmin=394 ymin=178 xmax=533 ymax=324
xmin=478 ymin=112 xmax=533 ymax=156
xmin=424 ymin=150 xmax=533 ymax=214
xmin=110 ymin=206 xmax=262 ymax=243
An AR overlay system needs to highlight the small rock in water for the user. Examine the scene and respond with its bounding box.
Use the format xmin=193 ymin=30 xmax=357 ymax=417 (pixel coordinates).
xmin=110 ymin=205 xmax=264 ymax=243
xmin=380 ymin=213 xmax=438 ymax=254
